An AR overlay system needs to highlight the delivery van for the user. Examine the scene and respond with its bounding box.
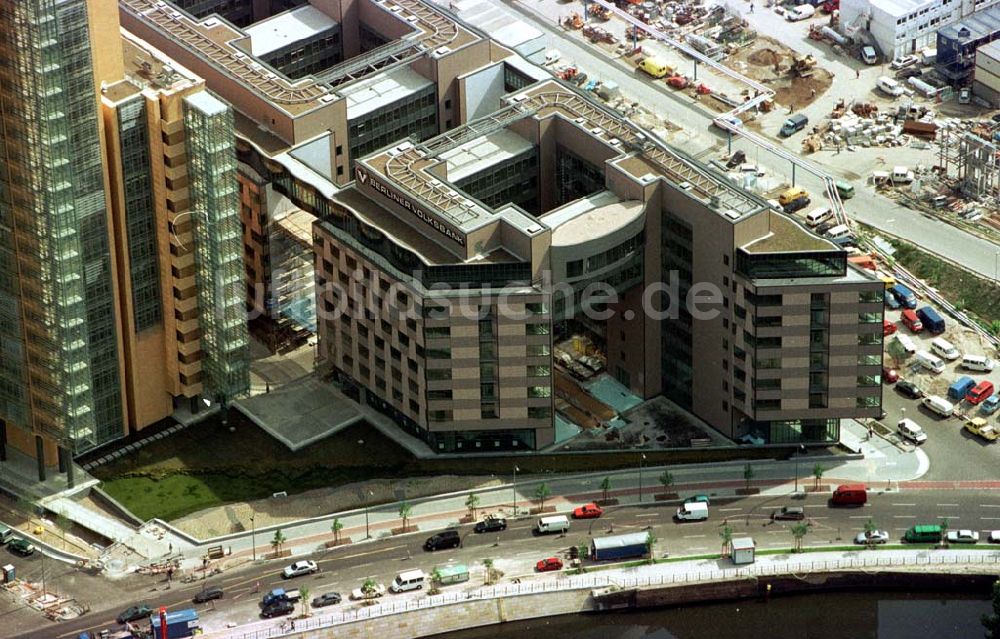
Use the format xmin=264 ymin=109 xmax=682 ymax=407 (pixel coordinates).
xmin=835 ymin=180 xmax=856 ymax=199
xmin=921 ymin=395 xmax=954 ymax=417
xmin=967 ymin=381 xmax=995 ymax=405
xmin=786 ymin=4 xmax=816 ymax=21
xmin=947 ymin=376 xmax=975 ymax=401
xmin=877 ymin=76 xmax=904 ymax=97
xmin=900 ymin=309 xmax=922 ymax=333
xmin=930 ymin=337 xmax=960 ymax=360
xmin=0 ymin=524 xmax=13 ymax=545
xmin=779 ymin=113 xmax=809 ymax=137
xmin=390 ymin=569 xmax=426 ymax=593
xmin=805 ymin=207 xmax=832 ymax=227
xmin=861 ymin=46 xmax=878 ymax=65
xmin=915 ymin=350 xmax=945 ymax=374
xmin=637 ymin=57 xmax=673 ymax=79
xmin=830 ymin=483 xmax=868 ymax=506
xmin=674 ymin=501 xmax=709 ymax=521
xmin=962 ymin=354 xmax=995 ymax=372
xmin=890 ymin=284 xmax=917 ymax=308
xmin=825 ymin=224 xmax=851 ymax=241
xmin=778 ymin=186 xmax=809 ymax=206
xmin=915 ymin=306 xmax=945 ymax=334
xmin=535 ymin=515 xmax=570 ymax=534
xmin=897 ymin=418 xmax=927 ymax=444
xmin=904 ymin=524 xmax=941 ymax=543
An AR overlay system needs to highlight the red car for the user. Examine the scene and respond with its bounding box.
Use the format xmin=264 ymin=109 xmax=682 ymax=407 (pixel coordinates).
xmin=573 ymin=503 xmax=604 ymax=519
xmin=882 ymin=319 xmax=897 ymax=336
xmin=882 ymin=367 xmax=898 ymax=384
xmin=535 ymin=557 xmax=563 ymax=572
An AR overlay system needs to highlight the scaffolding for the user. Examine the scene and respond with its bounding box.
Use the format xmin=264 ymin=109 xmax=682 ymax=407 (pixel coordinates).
xmin=938 ymin=126 xmax=1000 ymax=201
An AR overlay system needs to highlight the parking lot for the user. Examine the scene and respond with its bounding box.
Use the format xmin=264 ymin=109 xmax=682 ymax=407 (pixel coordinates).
xmin=881 ymin=297 xmax=1000 ymax=481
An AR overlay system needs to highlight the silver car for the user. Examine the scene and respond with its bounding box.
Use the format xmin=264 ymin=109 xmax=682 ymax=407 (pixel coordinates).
xmin=946 ymin=530 xmax=979 ymax=544
xmin=854 ymin=530 xmax=889 ymax=545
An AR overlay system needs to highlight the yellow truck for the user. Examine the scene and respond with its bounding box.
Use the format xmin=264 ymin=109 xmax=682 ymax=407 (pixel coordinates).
xmin=637 ymin=57 xmax=673 ymax=79
xmin=964 ymin=417 xmax=998 ymax=442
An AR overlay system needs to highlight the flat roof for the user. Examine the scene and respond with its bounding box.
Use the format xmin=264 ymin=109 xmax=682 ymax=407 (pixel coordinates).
xmin=546 ymin=192 xmax=645 ymax=246
xmin=741 ymin=211 xmax=839 ymax=253
xmin=939 ymin=4 xmax=1000 ymax=43
xmin=340 ymin=66 xmax=434 ymax=120
xmin=441 ymin=129 xmax=534 ymax=183
xmin=185 ymin=90 xmax=228 ymax=116
xmin=868 ymin=0 xmax=932 ymax=18
xmin=245 ymin=5 xmax=339 ymax=57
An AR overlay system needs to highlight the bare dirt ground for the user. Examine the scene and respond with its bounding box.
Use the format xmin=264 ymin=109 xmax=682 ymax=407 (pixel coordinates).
xmin=730 ymin=36 xmax=833 ymax=109
xmin=170 ymin=475 xmax=503 ymax=538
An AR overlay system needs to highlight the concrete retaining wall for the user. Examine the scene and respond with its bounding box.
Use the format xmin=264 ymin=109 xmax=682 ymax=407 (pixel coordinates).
xmin=289 ymin=590 xmax=593 ymax=639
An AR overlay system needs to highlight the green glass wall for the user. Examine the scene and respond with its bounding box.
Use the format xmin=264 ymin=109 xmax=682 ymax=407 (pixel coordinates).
xmin=183 ymin=92 xmax=250 ymax=404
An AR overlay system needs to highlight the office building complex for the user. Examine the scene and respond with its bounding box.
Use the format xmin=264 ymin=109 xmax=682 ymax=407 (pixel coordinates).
xmin=0 ymin=0 xmax=248 ymax=478
xmin=127 ymin=0 xmax=883 ymax=451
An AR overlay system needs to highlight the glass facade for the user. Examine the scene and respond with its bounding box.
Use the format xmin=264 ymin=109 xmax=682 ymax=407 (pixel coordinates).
xmin=736 ymin=249 xmax=846 ymax=280
xmin=183 ymin=93 xmax=250 ymax=403
xmin=348 ymin=84 xmax=437 ymax=170
xmin=116 ymin=96 xmax=162 ymax=332
xmin=172 ymin=0 xmax=254 ymax=27
xmin=0 ymin=0 xmax=123 ymax=453
xmin=555 ymin=146 xmax=605 ymax=208
xmin=660 ymin=212 xmax=694 ymax=410
xmin=260 ymin=26 xmax=343 ymax=79
xmin=455 ymin=147 xmax=538 ymax=214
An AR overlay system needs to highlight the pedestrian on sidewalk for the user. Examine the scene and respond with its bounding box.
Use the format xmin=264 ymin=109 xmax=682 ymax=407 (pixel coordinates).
xmin=856 ymin=69 xmax=860 ymax=79
xmin=810 ymin=88 xmax=816 ymax=98
xmin=749 ymin=2 xmax=754 ymax=12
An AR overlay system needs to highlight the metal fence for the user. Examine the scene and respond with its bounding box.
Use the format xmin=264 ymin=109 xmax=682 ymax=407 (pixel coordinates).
xmin=201 ymin=552 xmax=1000 ymax=639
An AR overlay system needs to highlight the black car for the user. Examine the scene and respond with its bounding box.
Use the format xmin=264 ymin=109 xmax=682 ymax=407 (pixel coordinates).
xmin=814 ymin=221 xmax=835 ymax=235
xmin=896 ymin=379 xmax=923 ymax=399
xmin=116 ymin=603 xmax=152 ymax=624
xmin=423 ymin=530 xmax=461 ymax=551
xmin=261 ymin=599 xmax=295 ymax=618
xmin=782 ymin=197 xmax=810 ymax=214
xmin=311 ymin=592 xmax=342 ymax=608
xmin=895 ymin=67 xmax=923 ymax=79
xmin=473 ymin=516 xmax=507 ymax=534
xmin=193 ymin=586 xmax=224 ymax=603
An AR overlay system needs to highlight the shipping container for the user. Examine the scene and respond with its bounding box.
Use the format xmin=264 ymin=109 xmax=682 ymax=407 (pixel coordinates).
xmin=590 ymin=532 xmax=650 ymax=561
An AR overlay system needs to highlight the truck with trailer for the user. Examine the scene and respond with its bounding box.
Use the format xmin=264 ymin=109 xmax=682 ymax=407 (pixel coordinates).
xmin=590 ymin=532 xmax=651 ymax=561
xmin=149 ymin=608 xmax=200 ymax=639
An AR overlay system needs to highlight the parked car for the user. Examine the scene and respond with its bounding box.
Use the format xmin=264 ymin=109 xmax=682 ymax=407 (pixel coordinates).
xmin=771 ymin=506 xmax=805 ymax=521
xmin=473 ymin=516 xmax=507 ymax=533
xmin=535 ymin=557 xmax=564 ymax=572
xmin=890 ymin=54 xmax=919 ymax=69
xmin=311 ymin=592 xmax=342 ymax=608
xmin=896 ymin=379 xmax=923 ymax=399
xmin=350 ymin=583 xmax=386 ymax=600
xmin=7 ymin=538 xmax=34 ymax=556
xmin=989 ymin=531 xmax=1000 ymax=543
xmin=882 ymin=367 xmax=899 ymax=384
xmin=116 ymin=604 xmax=152 ymax=624
xmin=814 ymin=221 xmax=835 ymax=235
xmin=980 ymin=395 xmax=1000 ymax=415
xmin=946 ymin=530 xmax=979 ymax=544
xmin=854 ymin=530 xmax=889 ymax=545
xmin=684 ymin=495 xmax=711 ymax=506
xmin=573 ymin=503 xmax=604 ymax=519
xmin=192 ymin=587 xmax=224 ymax=603
xmin=260 ymin=600 xmax=295 ymax=618
xmin=424 ymin=530 xmax=461 ymax=551
xmin=282 ymin=560 xmax=318 ymax=579
xmin=896 ymin=67 xmax=923 ymax=79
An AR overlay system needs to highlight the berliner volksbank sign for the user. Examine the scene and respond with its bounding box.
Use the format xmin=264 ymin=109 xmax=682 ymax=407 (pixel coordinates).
xmin=355 ymin=166 xmax=466 ymax=247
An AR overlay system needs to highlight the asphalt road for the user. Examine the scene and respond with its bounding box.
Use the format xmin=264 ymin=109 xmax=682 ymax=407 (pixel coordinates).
xmin=12 ymin=489 xmax=1000 ymax=639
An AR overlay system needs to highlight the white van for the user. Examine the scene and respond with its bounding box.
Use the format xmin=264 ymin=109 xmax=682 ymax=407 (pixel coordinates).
xmin=930 ymin=337 xmax=960 ymax=360
xmin=536 ymin=515 xmax=570 ymax=534
xmin=390 ymin=569 xmax=426 ymax=593
xmin=786 ymin=4 xmax=816 ymax=20
xmin=805 ymin=207 xmax=832 ymax=227
xmin=877 ymin=76 xmax=904 ymax=97
xmin=922 ymin=395 xmax=954 ymax=417
xmin=0 ymin=524 xmax=13 ymax=544
xmin=894 ymin=333 xmax=917 ymax=356
xmin=891 ymin=166 xmax=915 ymax=184
xmin=915 ymin=350 xmax=945 ymax=374
xmin=897 ymin=418 xmax=927 ymax=444
xmin=962 ymin=354 xmax=996 ymax=372
xmin=675 ymin=501 xmax=709 ymax=521
xmin=825 ymin=224 xmax=851 ymax=240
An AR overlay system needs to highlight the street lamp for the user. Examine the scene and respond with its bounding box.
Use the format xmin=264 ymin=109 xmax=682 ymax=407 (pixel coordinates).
xmin=512 ymin=465 xmax=520 ymax=516
xmin=638 ymin=454 xmax=646 ymax=503
xmin=364 ymin=491 xmax=372 ymax=539
xmin=793 ymin=444 xmax=807 ymax=493
xmin=250 ymin=515 xmax=256 ymax=561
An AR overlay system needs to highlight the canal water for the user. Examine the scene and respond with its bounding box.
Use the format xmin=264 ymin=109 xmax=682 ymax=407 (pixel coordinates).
xmin=430 ymin=591 xmax=991 ymax=639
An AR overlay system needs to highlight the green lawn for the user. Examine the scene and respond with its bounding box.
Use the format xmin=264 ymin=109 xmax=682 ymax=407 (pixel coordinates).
xmin=93 ymin=411 xmax=787 ymax=522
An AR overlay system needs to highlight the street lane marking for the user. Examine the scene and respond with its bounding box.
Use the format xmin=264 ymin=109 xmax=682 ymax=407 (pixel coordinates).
xmin=892 ymin=503 xmax=916 ymax=507
xmin=936 ymin=504 xmax=960 ymax=507
xmin=682 ymin=534 xmax=706 ymax=538
xmin=849 ymin=516 xmax=871 ymax=519
xmin=893 ymin=515 xmax=916 ymax=518
xmin=936 ymin=515 xmax=958 ymax=519
xmin=982 ymin=505 xmax=1000 ymax=508
xmin=325 ymin=545 xmax=406 ymax=562
xmin=982 ymin=517 xmax=1000 ymax=520
xmin=636 ymin=513 xmax=660 ymax=518
xmin=809 ymin=517 xmax=828 ymax=520
xmin=718 ymin=508 xmax=742 ymax=512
